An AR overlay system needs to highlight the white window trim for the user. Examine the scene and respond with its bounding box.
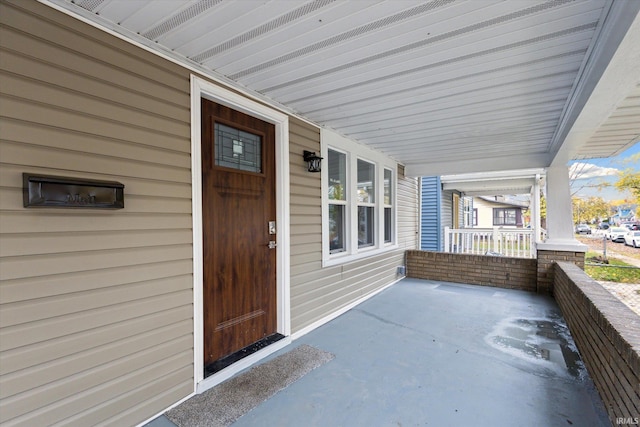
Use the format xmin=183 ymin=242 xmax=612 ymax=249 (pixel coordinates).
xmin=321 ymin=128 xmax=398 ymax=267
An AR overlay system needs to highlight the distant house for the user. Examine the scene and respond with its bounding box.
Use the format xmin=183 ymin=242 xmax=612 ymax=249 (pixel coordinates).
xmin=473 ymin=196 xmax=529 ymax=229
xmin=611 ymin=206 xmax=637 ymax=225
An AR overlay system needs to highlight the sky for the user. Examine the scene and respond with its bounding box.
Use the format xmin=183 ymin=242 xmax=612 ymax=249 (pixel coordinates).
xmin=569 ymin=142 xmax=639 ymax=202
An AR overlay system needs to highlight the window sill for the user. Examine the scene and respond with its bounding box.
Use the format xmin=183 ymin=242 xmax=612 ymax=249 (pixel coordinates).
xmin=323 ymin=243 xmax=399 ymax=268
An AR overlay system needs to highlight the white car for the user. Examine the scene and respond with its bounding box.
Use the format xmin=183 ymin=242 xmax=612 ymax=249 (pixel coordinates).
xmin=607 ymin=227 xmax=628 ymax=243
xmin=624 ymin=230 xmax=640 ymax=248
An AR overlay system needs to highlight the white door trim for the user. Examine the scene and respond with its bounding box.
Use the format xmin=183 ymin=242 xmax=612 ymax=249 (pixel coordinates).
xmin=190 ymin=75 xmax=291 ymax=392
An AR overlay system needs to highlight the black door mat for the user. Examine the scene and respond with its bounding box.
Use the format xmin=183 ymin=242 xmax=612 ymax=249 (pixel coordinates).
xmin=204 ymin=333 xmax=285 ymax=377
xmin=166 ymin=344 xmax=334 ymax=427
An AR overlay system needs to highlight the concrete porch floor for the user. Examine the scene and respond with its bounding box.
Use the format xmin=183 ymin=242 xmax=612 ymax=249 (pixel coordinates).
xmin=149 ymin=278 xmax=609 ymax=427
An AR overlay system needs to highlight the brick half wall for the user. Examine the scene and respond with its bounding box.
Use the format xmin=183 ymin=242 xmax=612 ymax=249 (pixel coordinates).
xmin=405 ymin=250 xmax=537 ymax=292
xmin=554 ymin=262 xmax=640 ymax=423
xmin=537 ymin=249 xmax=585 ymax=295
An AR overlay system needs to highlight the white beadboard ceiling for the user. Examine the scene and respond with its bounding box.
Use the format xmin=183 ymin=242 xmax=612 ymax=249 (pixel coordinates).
xmin=47 ymin=0 xmax=640 ymax=176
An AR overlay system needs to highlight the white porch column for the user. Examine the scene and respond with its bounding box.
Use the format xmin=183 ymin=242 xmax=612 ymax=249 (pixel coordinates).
xmin=532 ymin=174 xmax=542 ymax=243
xmin=538 ymin=165 xmax=587 ymax=251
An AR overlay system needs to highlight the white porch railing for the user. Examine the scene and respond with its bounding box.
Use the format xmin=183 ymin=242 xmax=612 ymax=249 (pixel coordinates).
xmin=444 ymin=227 xmax=536 ymax=259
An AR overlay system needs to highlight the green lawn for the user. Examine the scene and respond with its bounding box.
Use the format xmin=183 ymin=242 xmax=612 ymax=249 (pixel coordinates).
xmin=585 ymin=252 xmax=640 ymax=284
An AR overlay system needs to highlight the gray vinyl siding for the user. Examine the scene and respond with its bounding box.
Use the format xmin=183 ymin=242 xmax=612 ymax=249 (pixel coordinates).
xmin=0 ymin=1 xmax=193 ymax=426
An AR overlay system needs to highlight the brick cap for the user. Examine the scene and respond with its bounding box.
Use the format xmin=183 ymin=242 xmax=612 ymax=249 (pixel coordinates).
xmin=537 ymin=240 xmax=587 ymax=252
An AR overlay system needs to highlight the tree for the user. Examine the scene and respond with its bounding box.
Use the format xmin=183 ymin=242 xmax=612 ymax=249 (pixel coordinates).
xmin=615 ymin=167 xmax=640 ymax=217
xmin=572 ymin=196 xmax=611 ymax=224
xmin=613 ymin=152 xmax=640 ymax=216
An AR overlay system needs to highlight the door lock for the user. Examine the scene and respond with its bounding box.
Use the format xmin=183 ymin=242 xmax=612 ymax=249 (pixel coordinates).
xmin=269 ymin=221 xmax=277 ymax=235
xmin=268 ymin=241 xmax=277 ymax=249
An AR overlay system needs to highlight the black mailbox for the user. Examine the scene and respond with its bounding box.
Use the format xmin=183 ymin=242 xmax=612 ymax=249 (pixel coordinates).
xmin=23 ymin=174 xmax=124 ymax=209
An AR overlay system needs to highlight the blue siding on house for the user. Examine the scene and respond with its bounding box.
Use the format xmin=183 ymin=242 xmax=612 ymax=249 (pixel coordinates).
xmin=420 ymin=176 xmax=441 ymax=251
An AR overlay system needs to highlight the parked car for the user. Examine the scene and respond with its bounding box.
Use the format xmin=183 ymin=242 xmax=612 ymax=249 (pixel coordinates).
xmin=624 ymin=230 xmax=640 ymax=248
xmin=621 ymin=222 xmax=640 ymax=231
xmin=606 ymin=227 xmax=628 ymax=243
xmin=598 ymin=222 xmax=610 ymax=230
xmin=575 ymin=224 xmax=592 ymax=234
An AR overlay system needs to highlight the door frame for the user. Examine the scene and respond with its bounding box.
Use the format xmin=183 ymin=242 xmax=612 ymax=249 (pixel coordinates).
xmin=190 ymin=75 xmax=291 ymax=393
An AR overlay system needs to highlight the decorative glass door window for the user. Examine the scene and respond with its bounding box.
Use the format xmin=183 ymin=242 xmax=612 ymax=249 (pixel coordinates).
xmin=214 ymin=123 xmax=262 ymax=172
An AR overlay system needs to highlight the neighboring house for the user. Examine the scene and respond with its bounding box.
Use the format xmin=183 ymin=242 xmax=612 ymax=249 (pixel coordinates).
xmin=420 ymin=177 xmax=533 ymax=251
xmin=611 ymin=206 xmax=637 ymax=225
xmin=419 ymin=176 xmax=466 ymax=251
xmin=473 ymin=196 xmax=529 ymax=229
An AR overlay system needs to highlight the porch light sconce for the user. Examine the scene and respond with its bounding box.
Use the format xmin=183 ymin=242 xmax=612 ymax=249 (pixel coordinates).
xmin=303 ymin=150 xmax=323 ymax=173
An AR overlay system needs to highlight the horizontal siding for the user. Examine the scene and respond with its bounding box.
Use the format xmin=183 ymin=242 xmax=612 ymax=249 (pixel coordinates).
xmin=0 ymin=1 xmax=193 ymax=426
xmin=288 ymin=117 xmax=323 ymax=282
xmin=398 ymin=173 xmax=419 ymax=250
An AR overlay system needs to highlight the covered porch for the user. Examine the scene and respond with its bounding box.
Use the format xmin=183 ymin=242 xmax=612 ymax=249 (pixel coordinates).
xmin=2 ymin=1 xmax=639 ymax=426
xmin=150 ymin=277 xmax=608 ymax=427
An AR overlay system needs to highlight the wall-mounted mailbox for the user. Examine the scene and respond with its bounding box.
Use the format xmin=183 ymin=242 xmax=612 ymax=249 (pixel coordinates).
xmin=23 ymin=174 xmax=124 ymax=209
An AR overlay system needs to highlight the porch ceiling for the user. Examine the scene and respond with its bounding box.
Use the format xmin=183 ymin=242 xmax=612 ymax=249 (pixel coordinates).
xmin=47 ymin=0 xmax=640 ymax=176
xmin=441 ymin=168 xmax=544 ymax=196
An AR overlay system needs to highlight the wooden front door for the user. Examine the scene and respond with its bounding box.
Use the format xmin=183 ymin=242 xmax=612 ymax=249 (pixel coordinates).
xmin=201 ymin=98 xmax=277 ymax=369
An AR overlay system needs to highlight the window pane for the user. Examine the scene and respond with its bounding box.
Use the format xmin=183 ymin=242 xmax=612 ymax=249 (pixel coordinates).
xmin=384 ymin=207 xmax=392 ymax=243
xmin=493 ymin=209 xmax=502 ymax=225
xmin=329 ymin=204 xmax=346 ymax=253
xmin=357 ymin=159 xmax=375 ymax=203
xmin=328 ymin=149 xmax=346 ymax=201
xmin=384 ymin=169 xmax=392 ymax=205
xmin=214 ymin=123 xmax=261 ymax=172
xmin=493 ymin=208 xmax=516 ymax=226
xmin=358 ymin=206 xmax=374 ymax=247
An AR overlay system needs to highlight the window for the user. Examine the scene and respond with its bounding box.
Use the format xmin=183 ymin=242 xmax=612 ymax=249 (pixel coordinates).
xmin=328 ymin=149 xmax=347 ymax=253
xmin=214 ymin=123 xmax=261 ymax=173
xmin=322 ymin=128 xmax=397 ymax=265
xmin=357 ymin=159 xmax=375 ymax=248
xmin=463 ymin=197 xmax=473 ymax=228
xmin=384 ymin=168 xmax=393 ymax=243
xmin=473 ymin=208 xmax=478 ymax=226
xmin=493 ymin=208 xmax=517 ymax=226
